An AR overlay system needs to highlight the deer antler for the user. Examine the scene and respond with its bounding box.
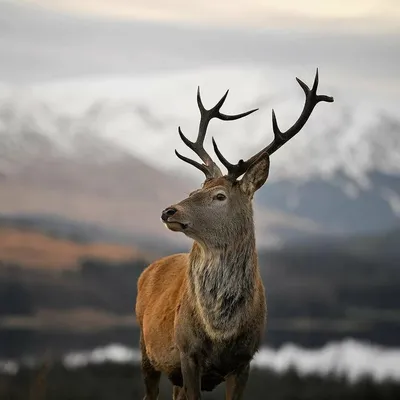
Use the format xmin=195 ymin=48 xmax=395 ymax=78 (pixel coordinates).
xmin=212 ymin=69 xmax=334 ymax=180
xmin=175 ymin=87 xmax=258 ymax=179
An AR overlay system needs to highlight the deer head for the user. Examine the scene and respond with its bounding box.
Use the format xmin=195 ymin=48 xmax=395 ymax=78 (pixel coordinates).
xmin=161 ymin=69 xmax=334 ymax=248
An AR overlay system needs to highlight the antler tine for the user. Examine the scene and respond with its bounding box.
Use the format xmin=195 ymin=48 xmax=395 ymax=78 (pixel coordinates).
xmin=174 ymin=149 xmax=211 ymax=178
xmin=175 ymin=86 xmax=258 ymax=179
xmin=213 ymin=68 xmax=334 ymax=180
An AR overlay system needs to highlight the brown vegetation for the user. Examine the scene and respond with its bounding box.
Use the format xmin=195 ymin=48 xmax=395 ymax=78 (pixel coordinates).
xmin=0 ymin=308 xmax=136 ymax=332
xmin=0 ymin=156 xmax=192 ymax=247
xmin=0 ymin=227 xmax=144 ymax=270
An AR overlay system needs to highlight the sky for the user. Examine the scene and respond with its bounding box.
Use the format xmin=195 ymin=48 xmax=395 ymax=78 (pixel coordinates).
xmin=0 ymin=0 xmax=398 ymax=102
xmin=19 ymin=0 xmax=400 ymax=33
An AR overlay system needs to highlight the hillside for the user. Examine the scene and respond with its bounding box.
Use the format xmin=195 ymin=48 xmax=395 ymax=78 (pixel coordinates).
xmin=0 ymin=225 xmax=399 ymax=359
xmin=0 ymin=152 xmax=195 ymax=248
xmin=0 ymin=147 xmax=320 ymax=249
xmin=0 ymin=227 xmax=146 ymax=270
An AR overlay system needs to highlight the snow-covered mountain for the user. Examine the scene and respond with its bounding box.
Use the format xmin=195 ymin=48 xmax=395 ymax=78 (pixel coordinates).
xmin=1 ymin=67 xmax=399 ymax=181
xmin=0 ymin=67 xmax=399 ymax=241
xmin=0 ymin=1 xmax=398 ymax=244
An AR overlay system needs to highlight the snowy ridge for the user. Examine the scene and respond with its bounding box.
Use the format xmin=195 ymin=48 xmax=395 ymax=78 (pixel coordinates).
xmin=253 ymin=340 xmax=400 ymax=383
xmin=0 ymin=66 xmax=399 ymax=186
xmin=1 ymin=339 xmax=400 ymax=383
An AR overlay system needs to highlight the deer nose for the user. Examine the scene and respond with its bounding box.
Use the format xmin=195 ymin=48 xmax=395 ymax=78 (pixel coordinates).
xmin=161 ymin=207 xmax=177 ymax=222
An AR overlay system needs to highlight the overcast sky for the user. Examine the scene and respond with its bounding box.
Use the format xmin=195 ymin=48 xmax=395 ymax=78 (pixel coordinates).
xmin=20 ymin=0 xmax=400 ymax=33
xmin=0 ymin=0 xmax=398 ymax=104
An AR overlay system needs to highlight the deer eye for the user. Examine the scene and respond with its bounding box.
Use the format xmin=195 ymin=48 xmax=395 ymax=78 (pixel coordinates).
xmin=214 ymin=193 xmax=226 ymax=201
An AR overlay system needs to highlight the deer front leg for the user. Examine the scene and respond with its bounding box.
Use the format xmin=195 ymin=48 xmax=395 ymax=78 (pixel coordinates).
xmin=173 ymin=385 xmax=187 ymax=400
xmin=180 ymin=352 xmax=201 ymax=400
xmin=225 ymin=363 xmax=250 ymax=400
xmin=140 ymin=334 xmax=161 ymax=400
xmin=172 ymin=385 xmax=181 ymax=399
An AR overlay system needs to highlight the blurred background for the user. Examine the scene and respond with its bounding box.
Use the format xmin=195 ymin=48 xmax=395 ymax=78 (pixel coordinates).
xmin=0 ymin=0 xmax=399 ymax=399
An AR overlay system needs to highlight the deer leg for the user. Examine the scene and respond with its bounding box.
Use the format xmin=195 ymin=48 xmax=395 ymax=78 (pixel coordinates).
xmin=225 ymin=363 xmax=250 ymax=400
xmin=180 ymin=352 xmax=201 ymax=400
xmin=140 ymin=336 xmax=161 ymax=400
xmin=173 ymin=385 xmax=180 ymax=399
xmin=173 ymin=385 xmax=186 ymax=399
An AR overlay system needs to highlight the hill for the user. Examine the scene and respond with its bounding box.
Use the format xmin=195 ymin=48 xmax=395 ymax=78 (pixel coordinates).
xmin=0 ymin=225 xmax=399 ymax=359
xmin=0 ymin=227 xmax=146 ymax=270
xmin=0 ymin=68 xmax=399 ymax=244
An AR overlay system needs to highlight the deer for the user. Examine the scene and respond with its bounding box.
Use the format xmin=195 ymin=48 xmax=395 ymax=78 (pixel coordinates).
xmin=135 ymin=69 xmax=333 ymax=400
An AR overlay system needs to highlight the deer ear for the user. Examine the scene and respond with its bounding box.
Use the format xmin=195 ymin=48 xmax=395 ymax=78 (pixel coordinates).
xmin=239 ymin=155 xmax=270 ymax=197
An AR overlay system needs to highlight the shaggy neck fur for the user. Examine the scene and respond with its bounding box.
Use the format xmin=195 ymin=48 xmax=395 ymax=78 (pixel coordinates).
xmin=188 ymin=226 xmax=257 ymax=340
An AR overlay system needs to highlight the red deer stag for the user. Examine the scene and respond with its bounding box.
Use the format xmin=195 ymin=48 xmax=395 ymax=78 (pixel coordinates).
xmin=135 ymin=69 xmax=333 ymax=399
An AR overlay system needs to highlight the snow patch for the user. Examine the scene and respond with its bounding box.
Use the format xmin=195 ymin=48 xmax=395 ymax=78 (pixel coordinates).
xmin=381 ymin=189 xmax=400 ymax=217
xmin=64 ymin=344 xmax=142 ymax=368
xmin=3 ymin=339 xmax=399 ymax=383
xmin=253 ymin=339 xmax=400 ymax=383
xmin=58 ymin=339 xmax=400 ymax=383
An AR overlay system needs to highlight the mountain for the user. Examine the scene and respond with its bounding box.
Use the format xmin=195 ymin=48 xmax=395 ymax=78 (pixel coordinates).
xmin=0 ymin=154 xmax=318 ymax=250
xmin=0 ymin=149 xmax=194 ymax=249
xmin=0 ymin=1 xmax=399 ymax=245
xmin=0 ymin=68 xmax=399 ymax=244
xmin=0 ymin=92 xmax=318 ymax=249
xmin=260 ymin=170 xmax=400 ymax=237
xmin=0 ymin=224 xmax=399 ymax=359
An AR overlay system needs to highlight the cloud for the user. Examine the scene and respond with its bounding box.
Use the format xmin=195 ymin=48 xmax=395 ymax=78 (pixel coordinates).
xmin=1 ymin=1 xmax=399 ymax=99
xmin=20 ymin=0 xmax=400 ymax=33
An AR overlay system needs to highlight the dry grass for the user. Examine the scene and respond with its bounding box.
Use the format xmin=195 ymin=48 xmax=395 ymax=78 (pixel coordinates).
xmin=0 ymin=308 xmax=136 ymax=332
xmin=0 ymin=227 xmax=145 ymax=270
xmin=0 ymin=156 xmax=192 ymax=247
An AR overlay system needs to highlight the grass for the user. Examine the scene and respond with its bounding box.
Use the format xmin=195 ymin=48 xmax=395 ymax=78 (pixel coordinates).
xmin=1 ymin=362 xmax=400 ymax=400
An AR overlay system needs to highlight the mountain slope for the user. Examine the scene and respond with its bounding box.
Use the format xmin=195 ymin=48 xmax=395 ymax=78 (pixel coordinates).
xmin=0 ymin=68 xmax=399 ymax=240
xmin=0 ymin=151 xmax=193 ymax=247
xmin=0 ymin=132 xmax=318 ymax=249
xmin=0 ymin=226 xmax=145 ymax=269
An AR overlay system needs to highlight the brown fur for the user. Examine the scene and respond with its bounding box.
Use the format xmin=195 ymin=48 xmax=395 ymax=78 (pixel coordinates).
xmin=136 ymin=156 xmax=270 ymax=400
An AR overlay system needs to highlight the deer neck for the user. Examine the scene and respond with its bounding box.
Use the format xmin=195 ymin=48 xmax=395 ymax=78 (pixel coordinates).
xmin=188 ymin=230 xmax=257 ymax=340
